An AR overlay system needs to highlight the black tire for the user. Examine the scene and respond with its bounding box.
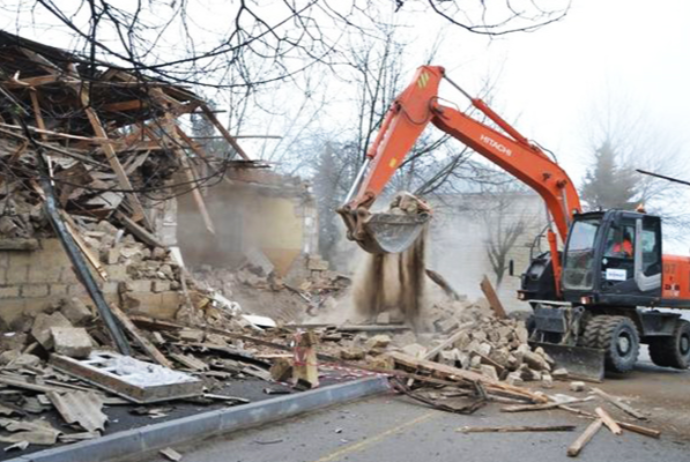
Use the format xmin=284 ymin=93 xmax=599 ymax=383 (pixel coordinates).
xmin=648 ymin=339 xmax=671 ymax=367
xmin=597 ymin=315 xmax=640 ymax=373
xmin=578 ymin=315 xmax=607 ymax=349
xmin=648 ymin=320 xmax=690 ymax=369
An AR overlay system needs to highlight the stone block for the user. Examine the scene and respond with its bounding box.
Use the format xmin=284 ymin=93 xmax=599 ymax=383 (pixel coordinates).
xmin=105 ymin=265 xmax=128 ymax=281
xmin=102 ymin=282 xmax=119 ymax=294
xmin=21 ymin=284 xmax=49 ymax=298
xmin=480 ymin=364 xmax=499 ymax=382
xmin=7 ymin=252 xmax=33 ymax=269
xmin=152 ymin=280 xmax=171 ymax=293
xmin=541 ymin=373 xmax=554 ymax=389
xmin=61 ymin=297 xmax=93 ymax=326
xmin=0 ymin=299 xmax=44 ymax=329
xmin=50 ymin=284 xmax=69 ymax=297
xmin=51 ymin=327 xmax=93 ymax=358
xmin=570 ymin=381 xmax=586 ymax=392
xmin=60 ymin=267 xmax=80 ymax=284
xmin=107 ymin=248 xmax=120 ymax=265
xmin=129 ymin=280 xmax=152 ymax=292
xmin=68 ymin=284 xmax=88 ymax=296
xmin=0 ymin=286 xmax=20 ymax=298
xmin=6 ymin=265 xmax=29 ymax=284
xmin=21 ymin=297 xmax=54 ymax=317
xmin=28 ymin=264 xmax=62 ymax=283
xmin=0 ymin=333 xmax=28 ymax=352
xmin=339 ymin=346 xmax=365 ymax=360
xmin=365 ymin=334 xmax=392 ymax=351
xmin=0 ymin=253 xmax=8 ymax=269
xmin=40 ymin=239 xmax=64 ymax=253
xmin=31 ymin=312 xmax=72 ymax=349
xmin=401 ymin=343 xmax=427 ymax=359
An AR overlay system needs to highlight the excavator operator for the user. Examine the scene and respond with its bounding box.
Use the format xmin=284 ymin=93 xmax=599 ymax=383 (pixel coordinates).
xmin=608 ymin=229 xmax=634 ymax=258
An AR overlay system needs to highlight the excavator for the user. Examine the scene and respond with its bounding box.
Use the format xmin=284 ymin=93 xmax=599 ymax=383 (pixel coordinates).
xmin=338 ymin=65 xmax=690 ymax=381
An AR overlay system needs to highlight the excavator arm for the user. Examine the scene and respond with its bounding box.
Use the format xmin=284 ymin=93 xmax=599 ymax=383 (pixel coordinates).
xmin=338 ymin=65 xmax=582 ymax=293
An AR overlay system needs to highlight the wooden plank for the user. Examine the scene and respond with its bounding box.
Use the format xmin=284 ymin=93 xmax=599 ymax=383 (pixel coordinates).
xmin=0 ymin=122 xmax=110 ymax=143
xmin=595 ymin=406 xmax=622 ymax=435
xmin=502 ymin=397 xmax=594 ymax=413
xmin=60 ymin=211 xmax=108 ymax=280
xmin=567 ymin=419 xmax=603 ymax=457
xmin=618 ymin=421 xmax=661 ymax=439
xmin=108 ymin=303 xmax=173 ymax=368
xmin=3 ymin=73 xmax=61 ymax=88
xmin=200 ymin=105 xmax=250 ymax=160
xmin=558 ymin=405 xmax=661 ymax=439
xmin=458 ymin=425 xmax=576 ymax=433
xmin=28 ymin=90 xmax=48 ymax=141
xmin=77 ymin=83 xmax=151 ymax=228
xmin=156 ymin=116 xmax=215 ymax=235
xmin=0 ymin=376 xmax=73 ymax=394
xmin=480 ymin=275 xmax=507 ymax=319
xmin=591 ymin=387 xmax=646 ymax=420
xmin=387 ymin=351 xmax=547 ymax=403
xmin=101 ymin=99 xmax=146 ymax=112
xmin=423 ymin=322 xmax=475 ymax=360
xmin=114 ymin=211 xmax=165 ymax=247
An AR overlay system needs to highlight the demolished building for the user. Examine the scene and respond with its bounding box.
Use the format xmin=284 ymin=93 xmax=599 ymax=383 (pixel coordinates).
xmin=0 ymin=30 xmax=328 ymax=329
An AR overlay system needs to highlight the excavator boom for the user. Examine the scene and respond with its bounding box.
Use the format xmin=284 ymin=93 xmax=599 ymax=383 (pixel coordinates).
xmin=339 ymin=65 xmax=581 ymax=284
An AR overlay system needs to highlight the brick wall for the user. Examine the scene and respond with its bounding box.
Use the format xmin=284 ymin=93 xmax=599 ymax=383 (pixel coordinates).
xmin=0 ymin=238 xmax=182 ymax=330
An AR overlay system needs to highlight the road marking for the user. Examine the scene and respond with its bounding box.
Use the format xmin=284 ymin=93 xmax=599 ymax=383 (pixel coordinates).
xmin=311 ymin=411 xmax=438 ymax=462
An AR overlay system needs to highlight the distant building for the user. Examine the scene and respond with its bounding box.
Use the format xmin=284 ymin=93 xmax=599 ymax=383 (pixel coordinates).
xmin=427 ymin=190 xmax=548 ymax=311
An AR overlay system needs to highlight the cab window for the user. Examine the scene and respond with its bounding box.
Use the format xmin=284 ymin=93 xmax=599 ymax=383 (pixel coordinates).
xmin=604 ymin=225 xmax=635 ymax=259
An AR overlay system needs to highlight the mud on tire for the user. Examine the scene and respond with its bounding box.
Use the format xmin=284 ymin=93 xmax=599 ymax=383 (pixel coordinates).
xmin=597 ymin=315 xmax=640 ymax=373
xmin=648 ymin=320 xmax=690 ymax=370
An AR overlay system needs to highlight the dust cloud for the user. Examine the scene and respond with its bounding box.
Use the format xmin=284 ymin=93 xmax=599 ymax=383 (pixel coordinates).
xmin=351 ymin=227 xmax=427 ymax=327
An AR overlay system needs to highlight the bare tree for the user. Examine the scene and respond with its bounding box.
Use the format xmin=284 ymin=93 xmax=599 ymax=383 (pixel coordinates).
xmin=477 ymin=180 xmax=541 ymax=287
xmin=583 ymin=96 xmax=690 ymax=234
xmin=2 ymin=1 xmax=569 ymax=91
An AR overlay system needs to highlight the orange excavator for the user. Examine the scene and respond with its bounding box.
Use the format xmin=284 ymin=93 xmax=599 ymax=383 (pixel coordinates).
xmin=338 ymin=65 xmax=690 ymax=380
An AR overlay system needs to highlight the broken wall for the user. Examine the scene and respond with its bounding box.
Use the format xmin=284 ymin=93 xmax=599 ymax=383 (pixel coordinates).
xmin=0 ymin=235 xmax=184 ymax=331
xmin=176 ymin=168 xmax=319 ymax=282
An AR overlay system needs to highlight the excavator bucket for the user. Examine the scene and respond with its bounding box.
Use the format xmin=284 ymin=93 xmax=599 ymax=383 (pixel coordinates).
xmin=530 ymin=341 xmax=605 ymax=383
xmin=357 ymin=212 xmax=431 ymax=254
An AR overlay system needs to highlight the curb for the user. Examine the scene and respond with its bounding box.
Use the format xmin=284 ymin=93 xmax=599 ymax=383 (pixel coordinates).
xmin=8 ymin=376 xmax=389 ymax=462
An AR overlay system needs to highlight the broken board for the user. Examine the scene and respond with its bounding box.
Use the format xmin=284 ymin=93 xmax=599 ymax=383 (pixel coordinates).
xmin=50 ymin=351 xmax=203 ymax=404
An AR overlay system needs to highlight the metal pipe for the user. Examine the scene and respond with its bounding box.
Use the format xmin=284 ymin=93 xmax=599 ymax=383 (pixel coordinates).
xmin=29 ymin=136 xmax=132 ymax=355
xmin=442 ymin=75 xmax=473 ymax=101
xmin=344 ymin=158 xmax=371 ymax=205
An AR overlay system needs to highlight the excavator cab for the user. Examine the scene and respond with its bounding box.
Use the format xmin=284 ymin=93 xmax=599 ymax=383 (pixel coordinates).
xmin=561 ymin=210 xmax=663 ymax=304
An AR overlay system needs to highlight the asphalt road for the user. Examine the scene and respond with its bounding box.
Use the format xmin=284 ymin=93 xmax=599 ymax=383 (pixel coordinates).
xmin=126 ymin=391 xmax=688 ymax=462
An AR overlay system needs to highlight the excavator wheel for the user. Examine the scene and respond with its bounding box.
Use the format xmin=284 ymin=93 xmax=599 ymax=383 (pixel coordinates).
xmin=648 ymin=320 xmax=690 ymax=369
xmin=578 ymin=314 xmax=607 ymax=349
xmin=596 ymin=315 xmax=640 ymax=373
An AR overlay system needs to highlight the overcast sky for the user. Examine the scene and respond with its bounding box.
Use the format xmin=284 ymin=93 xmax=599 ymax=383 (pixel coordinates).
xmin=427 ymin=0 xmax=690 ymax=184
xmin=3 ymin=1 xmax=689 ymax=208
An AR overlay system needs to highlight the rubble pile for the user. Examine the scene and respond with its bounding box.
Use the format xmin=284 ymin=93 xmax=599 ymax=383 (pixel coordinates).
xmin=191 ymin=262 xmax=351 ymax=322
xmin=307 ymin=294 xmax=560 ymax=390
